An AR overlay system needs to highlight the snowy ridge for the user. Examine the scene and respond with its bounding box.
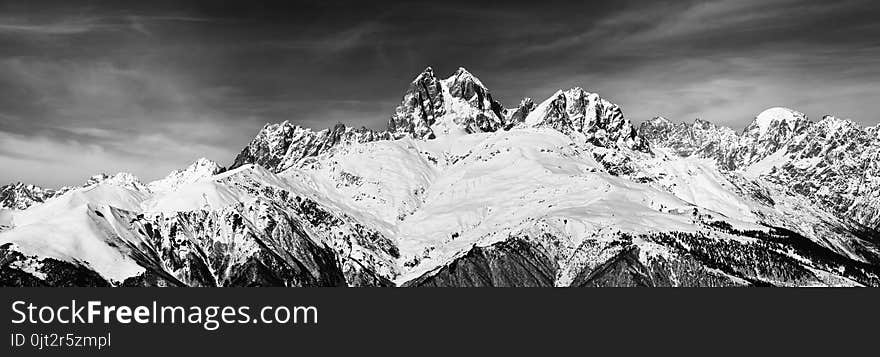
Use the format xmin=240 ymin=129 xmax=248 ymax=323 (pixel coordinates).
xmin=231 ymin=121 xmax=389 ymax=173
xmin=83 ymin=172 xmax=150 ymax=192
xmin=147 ymin=158 xmax=223 ymax=193
xmin=641 ymin=109 xmax=880 ymax=232
xmin=524 ymin=88 xmax=649 ymax=152
xmin=0 ymin=182 xmax=57 ymax=210
xmin=752 ymin=107 xmax=807 ymax=136
xmin=2 ymin=68 xmax=879 ymax=287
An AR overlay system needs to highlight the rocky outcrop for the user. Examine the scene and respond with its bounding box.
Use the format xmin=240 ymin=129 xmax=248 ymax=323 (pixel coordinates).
xmin=638 ymin=117 xmax=739 ymax=158
xmin=82 ymin=172 xmax=150 ymax=192
xmin=231 ymin=122 xmax=390 ymax=173
xmin=525 ymin=88 xmax=650 ymax=152
xmin=0 ymin=182 xmax=56 ymax=210
xmin=403 ymin=239 xmax=556 ymax=287
xmin=0 ymin=243 xmax=112 ymax=287
xmin=147 ymin=158 xmax=224 ymax=193
xmin=406 ymin=228 xmax=880 ymax=287
xmin=388 ymin=67 xmax=447 ymax=139
xmin=642 ymin=108 xmax=880 ymax=230
xmin=502 ymin=97 xmax=535 ymax=129
xmin=760 ymin=115 xmax=880 ymax=230
xmin=388 ymin=67 xmax=506 ymax=139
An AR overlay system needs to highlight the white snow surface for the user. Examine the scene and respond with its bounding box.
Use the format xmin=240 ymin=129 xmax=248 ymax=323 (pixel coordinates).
xmin=642 ymin=149 xmax=759 ymax=223
xmin=291 ymin=127 xmax=769 ymax=283
xmin=0 ymin=204 xmax=146 ymax=282
xmin=147 ymin=158 xmax=221 ymax=193
xmin=2 ymin=107 xmax=872 ymax=285
xmin=743 ymin=147 xmax=788 ymax=178
xmin=12 ymin=183 xmax=149 ymax=227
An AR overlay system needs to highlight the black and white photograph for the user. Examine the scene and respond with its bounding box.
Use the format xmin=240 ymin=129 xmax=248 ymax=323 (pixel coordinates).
xmin=1 ymin=1 xmax=880 ymax=352
xmin=2 ymin=0 xmax=880 ymax=288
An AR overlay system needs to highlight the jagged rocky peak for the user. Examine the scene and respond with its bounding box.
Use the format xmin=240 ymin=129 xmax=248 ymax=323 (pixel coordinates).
xmin=638 ymin=116 xmax=675 ymax=138
xmin=2 ymin=172 xmax=150 ymax=210
xmin=728 ymin=107 xmax=812 ymax=168
xmin=525 ymin=87 xmax=650 ymax=152
xmin=388 ymin=66 xmax=445 ymax=139
xmin=84 ymin=172 xmax=149 ymax=192
xmin=813 ymin=115 xmax=863 ymax=136
xmin=388 ymin=66 xmax=505 ymax=139
xmin=445 ymin=67 xmax=503 ymax=114
xmin=786 ymin=114 xmax=869 ymax=153
xmin=503 ymin=97 xmax=536 ymax=129
xmin=446 ymin=67 xmax=486 ymax=100
xmin=232 ymin=120 xmax=390 ymax=173
xmin=147 ymin=157 xmax=224 ymax=193
xmin=691 ymin=118 xmax=737 ymax=140
xmin=692 ymin=117 xmax=717 ymax=130
xmin=868 ymin=123 xmax=880 ymax=139
xmin=641 ymin=116 xmax=739 ymax=158
xmin=641 ymin=116 xmax=734 ymax=140
xmin=764 ymin=113 xmax=880 ymax=228
xmin=190 ymin=157 xmax=222 ymax=171
xmin=638 ymin=108 xmax=880 ymax=231
xmin=651 ymin=116 xmax=673 ymax=126
xmin=639 ymin=117 xmax=686 ymax=153
xmin=0 ymin=182 xmax=56 ymax=210
xmin=744 ymin=107 xmax=811 ymax=139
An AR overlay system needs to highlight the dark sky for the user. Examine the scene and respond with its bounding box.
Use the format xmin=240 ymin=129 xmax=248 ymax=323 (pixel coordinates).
xmin=2 ymin=0 xmax=880 ymax=187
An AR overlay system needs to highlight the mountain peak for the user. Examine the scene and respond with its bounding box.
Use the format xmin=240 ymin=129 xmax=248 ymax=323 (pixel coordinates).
xmin=191 ymin=157 xmax=218 ymax=168
xmin=693 ymin=118 xmax=716 ymax=129
xmin=147 ymin=158 xmax=223 ymax=193
xmin=0 ymin=182 xmax=56 ymax=210
xmin=232 ymin=121 xmax=390 ymax=173
xmin=389 ymin=66 xmax=503 ymax=139
xmin=818 ymin=114 xmax=858 ymax=128
xmin=445 ymin=66 xmax=488 ymax=91
xmin=84 ymin=172 xmax=149 ymax=192
xmin=525 ymin=87 xmax=649 ymax=152
xmin=750 ymin=107 xmax=808 ymax=136
xmin=449 ymin=66 xmax=480 ymax=82
xmin=454 ymin=66 xmax=469 ymax=75
xmin=502 ymin=97 xmax=536 ymax=129
xmin=649 ymin=116 xmax=672 ymax=126
xmin=413 ymin=66 xmax=437 ymax=83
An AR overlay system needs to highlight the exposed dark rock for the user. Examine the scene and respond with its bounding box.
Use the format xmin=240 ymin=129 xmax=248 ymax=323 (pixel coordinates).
xmin=231 ymin=122 xmax=390 ymax=173
xmin=403 ymin=239 xmax=556 ymax=287
xmin=0 ymin=182 xmax=57 ymax=210
xmin=0 ymin=243 xmax=111 ymax=287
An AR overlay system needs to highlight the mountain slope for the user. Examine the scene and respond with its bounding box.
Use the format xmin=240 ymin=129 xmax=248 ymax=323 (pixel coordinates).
xmin=3 ymin=68 xmax=879 ymax=287
xmin=147 ymin=158 xmax=224 ymax=193
xmin=640 ymin=109 xmax=880 ymax=232
xmin=0 ymin=183 xmax=57 ymax=210
xmin=231 ymin=122 xmax=390 ymax=173
xmin=292 ymin=123 xmax=878 ymax=286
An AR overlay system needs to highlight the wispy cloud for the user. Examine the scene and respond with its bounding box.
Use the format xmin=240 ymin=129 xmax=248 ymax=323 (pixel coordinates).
xmin=266 ymin=21 xmax=389 ymax=55
xmin=0 ymin=16 xmax=109 ymax=35
xmin=0 ymin=13 xmax=223 ymax=38
xmin=0 ymin=57 xmax=251 ymax=186
xmin=0 ymin=130 xmax=232 ymax=187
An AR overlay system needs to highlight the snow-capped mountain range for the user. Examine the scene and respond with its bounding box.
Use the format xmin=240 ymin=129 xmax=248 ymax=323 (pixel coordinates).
xmin=640 ymin=109 xmax=880 ymax=230
xmin=2 ymin=67 xmax=879 ymax=287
